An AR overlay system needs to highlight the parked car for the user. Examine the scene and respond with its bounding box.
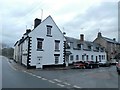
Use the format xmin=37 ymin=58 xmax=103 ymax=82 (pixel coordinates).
xmin=116 ymin=60 xmax=120 ymax=74
xmin=99 ymin=61 xmax=111 ymax=67
xmin=111 ymin=59 xmax=116 ymax=65
xmin=73 ymin=61 xmax=86 ymax=69
xmin=85 ymin=61 xmax=99 ymax=69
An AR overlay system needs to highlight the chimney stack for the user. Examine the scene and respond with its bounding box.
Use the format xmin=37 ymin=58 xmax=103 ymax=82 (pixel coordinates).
xmin=98 ymin=32 xmax=102 ymax=37
xmin=80 ymin=34 xmax=84 ymax=41
xmin=34 ymin=18 xmax=41 ymax=28
xmin=26 ymin=29 xmax=31 ymax=33
xmin=113 ymin=38 xmax=116 ymax=41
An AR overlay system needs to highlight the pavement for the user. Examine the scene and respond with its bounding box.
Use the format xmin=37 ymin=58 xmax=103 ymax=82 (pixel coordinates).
xmin=8 ymin=58 xmax=73 ymax=71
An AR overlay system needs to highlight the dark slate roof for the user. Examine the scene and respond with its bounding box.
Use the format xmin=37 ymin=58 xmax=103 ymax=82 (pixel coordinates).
xmin=18 ymin=36 xmax=28 ymax=46
xmin=65 ymin=36 xmax=104 ymax=51
xmin=103 ymin=37 xmax=120 ymax=44
xmin=14 ymin=41 xmax=18 ymax=46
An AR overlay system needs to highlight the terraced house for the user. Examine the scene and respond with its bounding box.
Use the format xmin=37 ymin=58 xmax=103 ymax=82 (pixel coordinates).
xmin=65 ymin=34 xmax=106 ymax=66
xmin=94 ymin=32 xmax=120 ymax=63
xmin=14 ymin=15 xmax=107 ymax=69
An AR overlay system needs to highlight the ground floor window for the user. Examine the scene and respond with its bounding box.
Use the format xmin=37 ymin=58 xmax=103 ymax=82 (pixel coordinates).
xmin=76 ymin=55 xmax=79 ymax=60
xmin=91 ymin=55 xmax=93 ymax=60
xmin=82 ymin=55 xmax=84 ymax=61
xmin=99 ymin=55 xmax=101 ymax=62
xmin=86 ymin=55 xmax=89 ymax=61
xmin=54 ymin=54 xmax=60 ymax=64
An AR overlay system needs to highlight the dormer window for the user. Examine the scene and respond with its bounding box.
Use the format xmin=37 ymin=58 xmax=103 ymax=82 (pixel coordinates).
xmin=88 ymin=46 xmax=91 ymax=50
xmin=77 ymin=44 xmax=81 ymax=49
xmin=46 ymin=25 xmax=52 ymax=37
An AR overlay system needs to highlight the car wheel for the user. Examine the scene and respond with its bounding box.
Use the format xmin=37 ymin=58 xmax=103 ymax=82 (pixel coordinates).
xmin=97 ymin=65 xmax=99 ymax=68
xmin=118 ymin=71 xmax=120 ymax=75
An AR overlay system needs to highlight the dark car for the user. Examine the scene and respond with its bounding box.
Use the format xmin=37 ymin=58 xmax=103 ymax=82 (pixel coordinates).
xmin=99 ymin=61 xmax=111 ymax=67
xmin=73 ymin=61 xmax=86 ymax=69
xmin=85 ymin=61 xmax=99 ymax=69
xmin=116 ymin=60 xmax=120 ymax=74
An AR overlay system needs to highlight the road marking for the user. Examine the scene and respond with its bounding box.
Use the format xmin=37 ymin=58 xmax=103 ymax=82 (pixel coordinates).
xmin=63 ymin=82 xmax=71 ymax=86
xmin=48 ymin=80 xmax=55 ymax=83
xmin=41 ymin=78 xmax=47 ymax=80
xmin=57 ymin=83 xmax=65 ymax=87
xmin=36 ymin=76 xmax=42 ymax=79
xmin=54 ymin=79 xmax=62 ymax=83
xmin=73 ymin=85 xmax=81 ymax=88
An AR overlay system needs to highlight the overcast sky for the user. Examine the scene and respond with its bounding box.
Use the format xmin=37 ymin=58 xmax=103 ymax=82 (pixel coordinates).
xmin=1 ymin=0 xmax=119 ymax=47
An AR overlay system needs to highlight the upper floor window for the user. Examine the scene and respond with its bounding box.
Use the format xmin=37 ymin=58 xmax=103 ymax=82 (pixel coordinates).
xmin=55 ymin=40 xmax=60 ymax=51
xmin=37 ymin=38 xmax=44 ymax=51
xmin=46 ymin=25 xmax=52 ymax=37
xmin=88 ymin=46 xmax=91 ymax=50
xmin=70 ymin=55 xmax=74 ymax=61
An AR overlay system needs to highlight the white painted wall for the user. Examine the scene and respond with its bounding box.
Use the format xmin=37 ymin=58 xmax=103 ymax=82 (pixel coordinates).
xmin=66 ymin=48 xmax=106 ymax=64
xmin=21 ymin=39 xmax=28 ymax=66
xmin=29 ymin=16 xmax=65 ymax=68
xmin=13 ymin=42 xmax=19 ymax=62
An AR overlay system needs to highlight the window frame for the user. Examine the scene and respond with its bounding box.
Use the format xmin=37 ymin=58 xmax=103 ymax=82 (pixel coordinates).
xmin=46 ymin=25 xmax=52 ymax=37
xmin=37 ymin=38 xmax=44 ymax=51
xmin=70 ymin=55 xmax=74 ymax=61
xmin=55 ymin=40 xmax=60 ymax=51
xmin=54 ymin=54 xmax=60 ymax=64
xmin=76 ymin=55 xmax=79 ymax=60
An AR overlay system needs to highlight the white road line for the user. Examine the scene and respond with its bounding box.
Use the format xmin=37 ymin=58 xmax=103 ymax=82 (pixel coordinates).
xmin=36 ymin=76 xmax=42 ymax=79
xmin=57 ymin=83 xmax=65 ymax=87
xmin=73 ymin=85 xmax=81 ymax=88
xmin=41 ymin=78 xmax=47 ymax=80
xmin=23 ymin=71 xmax=32 ymax=75
xmin=63 ymin=82 xmax=71 ymax=86
xmin=48 ymin=80 xmax=55 ymax=83
xmin=54 ymin=79 xmax=62 ymax=83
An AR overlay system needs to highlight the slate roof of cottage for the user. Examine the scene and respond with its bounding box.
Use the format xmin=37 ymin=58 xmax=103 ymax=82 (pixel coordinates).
xmin=65 ymin=36 xmax=104 ymax=51
xmin=103 ymin=37 xmax=120 ymax=44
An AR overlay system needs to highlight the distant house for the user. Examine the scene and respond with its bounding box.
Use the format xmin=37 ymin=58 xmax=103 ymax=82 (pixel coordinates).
xmin=65 ymin=34 xmax=107 ymax=66
xmin=14 ymin=16 xmax=65 ymax=69
xmin=94 ymin=32 xmax=120 ymax=62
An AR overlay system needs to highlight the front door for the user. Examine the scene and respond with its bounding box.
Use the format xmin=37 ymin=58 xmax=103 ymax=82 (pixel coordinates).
xmin=36 ymin=56 xmax=42 ymax=68
xmin=66 ymin=55 xmax=69 ymax=66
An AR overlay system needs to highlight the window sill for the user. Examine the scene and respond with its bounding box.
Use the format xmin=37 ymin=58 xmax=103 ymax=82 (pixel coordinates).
xmin=37 ymin=49 xmax=44 ymax=51
xmin=46 ymin=35 xmax=52 ymax=37
xmin=55 ymin=50 xmax=60 ymax=52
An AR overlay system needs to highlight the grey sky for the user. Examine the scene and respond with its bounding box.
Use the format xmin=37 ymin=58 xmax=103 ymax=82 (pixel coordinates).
xmin=1 ymin=0 xmax=119 ymax=47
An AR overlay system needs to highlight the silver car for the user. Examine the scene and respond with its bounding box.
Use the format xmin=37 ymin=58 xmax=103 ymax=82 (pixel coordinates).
xmin=99 ymin=61 xmax=110 ymax=67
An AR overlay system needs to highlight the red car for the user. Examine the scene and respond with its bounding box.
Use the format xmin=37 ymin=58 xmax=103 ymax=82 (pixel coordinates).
xmin=116 ymin=60 xmax=120 ymax=75
xmin=73 ymin=61 xmax=86 ymax=69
